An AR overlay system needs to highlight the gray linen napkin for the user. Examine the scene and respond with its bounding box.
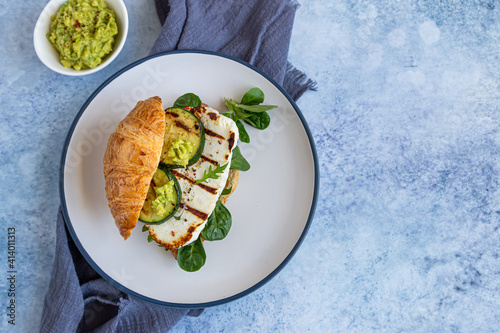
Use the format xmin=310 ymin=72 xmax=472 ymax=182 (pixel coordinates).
xmin=40 ymin=210 xmax=202 ymax=333
xmin=150 ymin=0 xmax=316 ymax=100
xmin=40 ymin=1 xmax=314 ymax=332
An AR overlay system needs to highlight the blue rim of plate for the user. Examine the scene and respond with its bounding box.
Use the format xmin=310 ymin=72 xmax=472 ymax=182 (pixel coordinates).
xmin=59 ymin=49 xmax=319 ymax=308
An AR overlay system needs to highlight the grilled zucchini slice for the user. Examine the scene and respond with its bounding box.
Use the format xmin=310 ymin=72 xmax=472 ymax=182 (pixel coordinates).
xmin=139 ymin=167 xmax=181 ymax=224
xmin=160 ymin=107 xmax=205 ymax=168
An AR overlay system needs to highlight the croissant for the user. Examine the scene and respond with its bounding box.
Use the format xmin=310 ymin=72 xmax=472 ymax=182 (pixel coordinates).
xmin=103 ymin=96 xmax=165 ymax=240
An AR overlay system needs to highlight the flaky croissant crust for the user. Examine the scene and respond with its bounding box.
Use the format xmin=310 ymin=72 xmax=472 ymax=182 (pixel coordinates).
xmin=103 ymin=96 xmax=165 ymax=240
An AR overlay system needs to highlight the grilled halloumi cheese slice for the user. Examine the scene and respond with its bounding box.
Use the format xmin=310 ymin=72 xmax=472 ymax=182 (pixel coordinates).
xmin=148 ymin=105 xmax=239 ymax=249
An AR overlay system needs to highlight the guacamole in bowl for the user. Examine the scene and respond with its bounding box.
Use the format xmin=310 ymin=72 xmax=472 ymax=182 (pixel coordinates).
xmin=47 ymin=0 xmax=118 ymax=70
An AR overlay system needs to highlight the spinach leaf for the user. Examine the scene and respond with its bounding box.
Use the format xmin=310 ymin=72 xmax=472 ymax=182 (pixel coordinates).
xmin=224 ymin=87 xmax=278 ymax=148
xmin=201 ymin=200 xmax=232 ymax=241
xmin=235 ymin=103 xmax=277 ymax=113
xmin=224 ymin=98 xmax=252 ymax=119
xmin=236 ymin=119 xmax=250 ymax=143
xmin=234 ymin=106 xmax=252 ymax=119
xmin=177 ymin=237 xmax=206 ymax=272
xmin=173 ymin=93 xmax=202 ymax=108
xmin=221 ymin=185 xmax=233 ymax=196
xmin=224 ymin=97 xmax=236 ymax=111
xmin=230 ymin=146 xmax=250 ymax=171
xmin=240 ymin=87 xmax=265 ymax=105
xmin=244 ymin=111 xmax=271 ymax=130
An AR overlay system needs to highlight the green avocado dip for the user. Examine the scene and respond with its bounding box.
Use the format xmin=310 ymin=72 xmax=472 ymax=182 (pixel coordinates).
xmin=167 ymin=139 xmax=194 ymax=167
xmin=151 ymin=181 xmax=177 ymax=216
xmin=47 ymin=0 xmax=118 ymax=70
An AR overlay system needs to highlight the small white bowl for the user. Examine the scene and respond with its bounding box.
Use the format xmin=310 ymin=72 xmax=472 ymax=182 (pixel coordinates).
xmin=34 ymin=0 xmax=128 ymax=76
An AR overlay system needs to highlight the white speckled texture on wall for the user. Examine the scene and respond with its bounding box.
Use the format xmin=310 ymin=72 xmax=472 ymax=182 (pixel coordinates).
xmin=0 ymin=0 xmax=499 ymax=332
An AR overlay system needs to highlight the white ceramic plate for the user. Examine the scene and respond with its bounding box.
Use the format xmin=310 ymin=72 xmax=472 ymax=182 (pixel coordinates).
xmin=60 ymin=51 xmax=318 ymax=307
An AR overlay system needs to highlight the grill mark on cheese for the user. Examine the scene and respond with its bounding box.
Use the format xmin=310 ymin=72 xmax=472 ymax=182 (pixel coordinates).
xmin=170 ymin=169 xmax=191 ymax=182
xmin=228 ymin=131 xmax=236 ymax=151
xmin=190 ymin=105 xmax=204 ymax=115
xmin=181 ymin=203 xmax=209 ymax=221
xmin=204 ymin=128 xmax=225 ymax=140
xmin=200 ymin=155 xmax=218 ymax=166
xmin=170 ymin=169 xmax=218 ymax=195
xmin=197 ymin=183 xmax=218 ymax=195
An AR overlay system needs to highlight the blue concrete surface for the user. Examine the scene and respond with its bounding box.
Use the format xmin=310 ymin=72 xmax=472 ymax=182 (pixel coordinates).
xmin=0 ymin=0 xmax=499 ymax=332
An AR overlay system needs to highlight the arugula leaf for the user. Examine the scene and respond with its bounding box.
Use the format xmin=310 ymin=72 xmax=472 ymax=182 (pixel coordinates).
xmin=241 ymin=87 xmax=265 ymax=105
xmin=201 ymin=199 xmax=232 ymax=241
xmin=173 ymin=93 xmax=202 ymax=108
xmin=177 ymin=237 xmax=206 ymax=272
xmin=235 ymin=119 xmax=250 ymax=143
xmin=141 ymin=225 xmax=148 ymax=232
xmin=230 ymin=146 xmax=250 ymax=171
xmin=195 ymin=163 xmax=229 ymax=184
xmin=244 ymin=111 xmax=271 ymax=130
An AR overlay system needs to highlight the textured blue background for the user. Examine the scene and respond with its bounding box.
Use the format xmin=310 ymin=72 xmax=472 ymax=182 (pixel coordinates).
xmin=1 ymin=0 xmax=499 ymax=332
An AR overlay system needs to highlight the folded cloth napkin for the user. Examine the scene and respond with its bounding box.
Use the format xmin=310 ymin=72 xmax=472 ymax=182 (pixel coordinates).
xmin=150 ymin=0 xmax=316 ymax=100
xmin=40 ymin=1 xmax=315 ymax=332
xmin=40 ymin=210 xmax=203 ymax=333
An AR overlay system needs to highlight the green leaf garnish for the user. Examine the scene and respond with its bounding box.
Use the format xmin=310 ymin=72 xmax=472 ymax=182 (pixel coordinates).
xmin=173 ymin=93 xmax=202 ymax=108
xmin=224 ymin=87 xmax=277 ymax=151
xmin=240 ymin=87 xmax=265 ymax=105
xmin=224 ymin=98 xmax=252 ymax=119
xmin=244 ymin=111 xmax=271 ymax=130
xmin=221 ymin=185 xmax=233 ymax=196
xmin=201 ymin=199 xmax=232 ymax=241
xmin=235 ymin=119 xmax=250 ymax=143
xmin=230 ymin=146 xmax=250 ymax=171
xmin=235 ymin=103 xmax=277 ymax=113
xmin=177 ymin=237 xmax=206 ymax=272
xmin=194 ymin=163 xmax=229 ymax=185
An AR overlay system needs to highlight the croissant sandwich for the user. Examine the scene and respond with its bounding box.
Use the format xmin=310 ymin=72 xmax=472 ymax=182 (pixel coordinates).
xmin=103 ymin=96 xmax=240 ymax=267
